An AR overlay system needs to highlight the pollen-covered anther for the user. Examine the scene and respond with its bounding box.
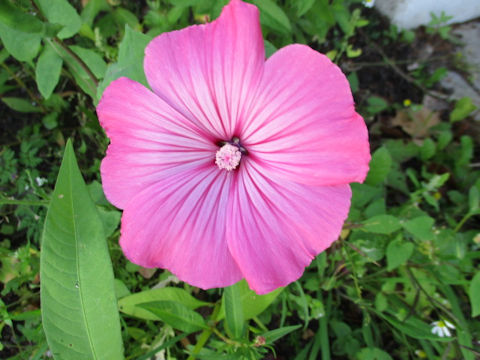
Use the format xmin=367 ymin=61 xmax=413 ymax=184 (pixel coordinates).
xmin=215 ymin=143 xmax=242 ymax=171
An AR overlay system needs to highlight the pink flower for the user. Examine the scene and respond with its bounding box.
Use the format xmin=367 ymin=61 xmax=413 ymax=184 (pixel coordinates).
xmin=97 ymin=0 xmax=370 ymax=294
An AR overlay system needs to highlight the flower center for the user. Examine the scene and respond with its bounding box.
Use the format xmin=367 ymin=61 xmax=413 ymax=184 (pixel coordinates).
xmin=215 ymin=143 xmax=242 ymax=171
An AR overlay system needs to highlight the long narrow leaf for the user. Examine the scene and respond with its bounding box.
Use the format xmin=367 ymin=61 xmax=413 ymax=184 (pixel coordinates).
xmin=41 ymin=140 xmax=123 ymax=359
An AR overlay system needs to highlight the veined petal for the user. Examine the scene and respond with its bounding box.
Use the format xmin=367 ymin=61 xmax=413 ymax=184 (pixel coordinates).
xmin=227 ymin=159 xmax=351 ymax=294
xmin=241 ymin=44 xmax=370 ymax=186
xmin=97 ymin=77 xmax=216 ymax=209
xmin=144 ymin=0 xmax=264 ymax=140
xmin=120 ymin=166 xmax=243 ymax=289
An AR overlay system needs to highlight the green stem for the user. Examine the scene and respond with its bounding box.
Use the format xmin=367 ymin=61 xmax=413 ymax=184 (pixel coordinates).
xmin=454 ymin=213 xmax=472 ymax=233
xmin=0 ymin=198 xmax=49 ymax=206
xmin=186 ymin=302 xmax=221 ymax=360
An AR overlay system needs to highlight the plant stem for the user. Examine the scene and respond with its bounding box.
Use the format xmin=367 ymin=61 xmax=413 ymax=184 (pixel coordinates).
xmin=186 ymin=302 xmax=221 ymax=360
xmin=0 ymin=198 xmax=49 ymax=206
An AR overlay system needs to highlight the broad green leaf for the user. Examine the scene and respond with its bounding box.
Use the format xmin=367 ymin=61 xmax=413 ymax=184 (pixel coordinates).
xmin=81 ymin=0 xmax=110 ymax=27
xmin=402 ymin=216 xmax=435 ymax=241
xmin=251 ymin=0 xmax=291 ymax=35
xmin=113 ymin=279 xmax=131 ymax=299
xmin=96 ymin=207 xmax=121 ymax=238
xmin=366 ymin=96 xmax=388 ymax=115
xmin=97 ymin=26 xmax=153 ymax=99
xmin=362 ymin=215 xmax=401 ymax=234
xmin=262 ymin=324 xmax=301 ymax=344
xmin=365 ymin=147 xmax=392 ymax=186
xmin=0 ymin=23 xmax=42 ymax=61
xmin=357 ymin=347 xmax=393 ymax=360
xmin=36 ymin=43 xmax=63 ymax=99
xmin=0 ymin=2 xmax=44 ymax=60
xmin=420 ymin=138 xmax=436 ymax=161
xmin=41 ymin=140 xmax=123 ymax=360
xmin=2 ymin=97 xmax=42 ymax=113
xmin=38 ymin=0 xmax=82 ymax=39
xmin=139 ymin=301 xmax=207 ymax=333
xmin=223 ymin=282 xmax=244 ymax=339
xmin=450 ymin=97 xmax=477 ymax=123
xmin=469 ymin=272 xmax=480 ymax=317
xmin=386 ymin=237 xmax=414 ymax=271
xmin=218 ymin=280 xmax=282 ymax=321
xmin=118 ymin=287 xmax=209 ymax=320
xmin=70 ymin=45 xmax=107 ymax=80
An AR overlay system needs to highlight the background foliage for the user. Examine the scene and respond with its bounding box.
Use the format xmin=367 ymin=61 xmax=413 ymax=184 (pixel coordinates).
xmin=0 ymin=0 xmax=479 ymax=359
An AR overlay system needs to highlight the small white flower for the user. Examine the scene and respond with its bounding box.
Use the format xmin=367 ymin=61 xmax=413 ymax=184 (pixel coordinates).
xmin=35 ymin=177 xmax=47 ymax=187
xmin=431 ymin=320 xmax=455 ymax=337
xmin=363 ymin=0 xmax=375 ymax=8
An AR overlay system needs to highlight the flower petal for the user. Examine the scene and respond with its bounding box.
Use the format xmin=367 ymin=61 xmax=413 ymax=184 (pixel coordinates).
xmin=241 ymin=44 xmax=370 ymax=186
xmin=97 ymin=77 xmax=216 ymax=209
xmin=227 ymin=159 xmax=352 ymax=294
xmin=144 ymin=0 xmax=264 ymax=140
xmin=120 ymin=166 xmax=243 ymax=289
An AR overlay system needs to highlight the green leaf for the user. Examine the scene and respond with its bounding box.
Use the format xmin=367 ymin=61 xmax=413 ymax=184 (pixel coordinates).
xmin=40 ymin=140 xmax=124 ymax=360
xmin=469 ymin=272 xmax=480 ymax=317
xmin=70 ymin=45 xmax=107 ymax=80
xmin=420 ymin=138 xmax=436 ymax=161
xmin=0 ymin=2 xmax=45 ymax=60
xmin=218 ymin=280 xmax=282 ymax=321
xmin=251 ymin=0 xmax=291 ymax=35
xmin=386 ymin=237 xmax=414 ymax=271
xmin=2 ymin=97 xmax=42 ymax=113
xmin=139 ymin=301 xmax=207 ymax=333
xmin=223 ymin=282 xmax=244 ymax=339
xmin=96 ymin=207 xmax=120 ymax=238
xmin=47 ymin=39 xmax=98 ymax=100
xmin=468 ymin=186 xmax=479 ymax=213
xmin=402 ymin=216 xmax=435 ymax=241
xmin=296 ymin=0 xmax=316 ymax=17
xmin=362 ymin=215 xmax=402 ymax=235
xmin=366 ymin=96 xmax=388 ymax=115
xmin=118 ymin=287 xmax=209 ymax=320
xmin=0 ymin=24 xmax=42 ymax=62
xmin=261 ymin=324 xmax=301 ymax=344
xmin=357 ymin=347 xmax=393 ymax=360
xmin=36 ymin=43 xmax=63 ymax=99
xmin=98 ymin=26 xmax=152 ymax=99
xmin=450 ymin=97 xmax=477 ymax=123
xmin=37 ymin=0 xmax=82 ymax=39
xmin=381 ymin=314 xmax=450 ymax=342
xmin=264 ymin=39 xmax=277 ymax=58
xmin=365 ymin=147 xmax=392 ymax=186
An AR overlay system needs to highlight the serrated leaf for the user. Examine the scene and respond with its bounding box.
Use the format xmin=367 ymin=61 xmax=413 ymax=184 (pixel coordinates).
xmin=469 ymin=272 xmax=480 ymax=317
xmin=251 ymin=0 xmax=291 ymax=35
xmin=38 ymin=0 xmax=82 ymax=39
xmin=365 ymin=147 xmax=392 ymax=186
xmin=36 ymin=43 xmax=63 ymax=99
xmin=386 ymin=237 xmax=414 ymax=271
xmin=97 ymin=26 xmax=152 ymax=99
xmin=40 ymin=140 xmax=123 ymax=360
xmin=118 ymin=287 xmax=209 ymax=320
xmin=218 ymin=280 xmax=282 ymax=321
xmin=362 ymin=215 xmax=401 ymax=234
xmin=224 ymin=282 xmax=244 ymax=339
xmin=139 ymin=301 xmax=207 ymax=333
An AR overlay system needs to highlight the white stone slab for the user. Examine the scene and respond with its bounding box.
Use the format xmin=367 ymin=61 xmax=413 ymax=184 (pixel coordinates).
xmin=374 ymin=0 xmax=480 ymax=29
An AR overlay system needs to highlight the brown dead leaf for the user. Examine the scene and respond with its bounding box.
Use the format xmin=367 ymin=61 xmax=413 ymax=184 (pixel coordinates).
xmin=391 ymin=106 xmax=440 ymax=139
xmin=138 ymin=266 xmax=156 ymax=279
